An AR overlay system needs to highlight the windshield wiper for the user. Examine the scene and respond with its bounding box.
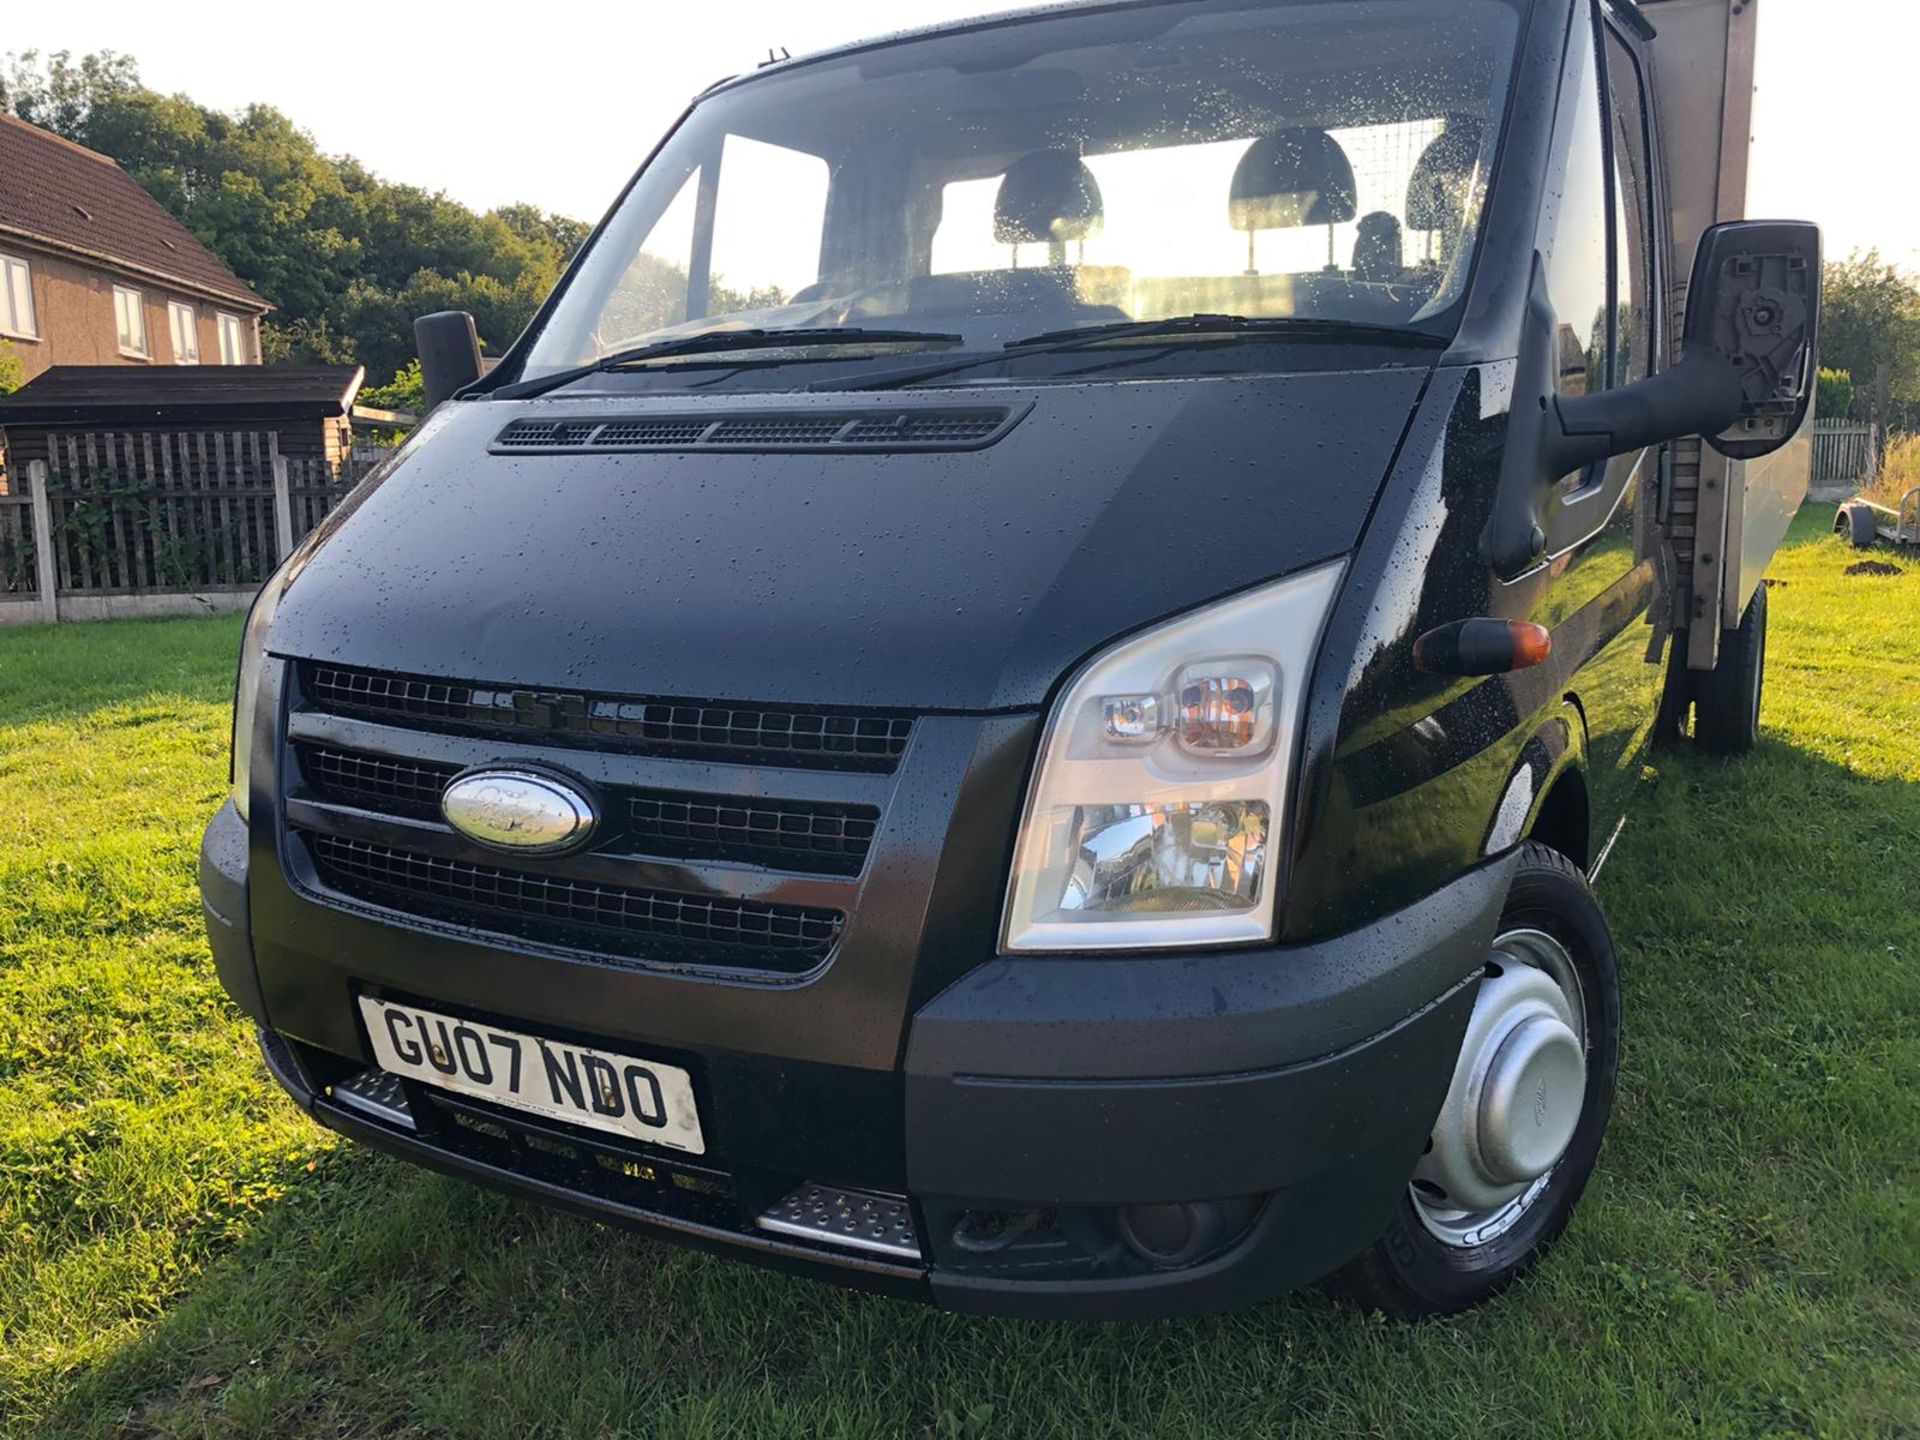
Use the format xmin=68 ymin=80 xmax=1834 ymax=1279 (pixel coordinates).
xmin=1010 ymin=314 xmax=1447 ymax=350
xmin=492 ymin=327 xmax=965 ymax=401
xmin=823 ymin=314 xmax=1445 ymax=393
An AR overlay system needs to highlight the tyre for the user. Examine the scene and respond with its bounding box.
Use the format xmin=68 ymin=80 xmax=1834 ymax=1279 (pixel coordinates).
xmin=1836 ymin=502 xmax=1878 ymax=548
xmin=1652 ymin=631 xmax=1694 ymax=749
xmin=1329 ymin=843 xmax=1621 ymax=1319
xmin=1693 ymin=582 xmax=1767 ymax=756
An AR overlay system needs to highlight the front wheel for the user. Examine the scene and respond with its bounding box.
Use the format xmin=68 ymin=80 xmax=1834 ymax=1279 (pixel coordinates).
xmin=1329 ymin=843 xmax=1621 ymax=1319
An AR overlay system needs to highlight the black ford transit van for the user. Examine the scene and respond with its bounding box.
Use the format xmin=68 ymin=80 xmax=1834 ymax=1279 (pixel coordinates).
xmin=202 ymin=0 xmax=1820 ymax=1318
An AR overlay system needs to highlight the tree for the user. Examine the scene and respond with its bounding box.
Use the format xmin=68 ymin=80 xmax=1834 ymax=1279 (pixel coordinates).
xmin=1820 ymin=251 xmax=1920 ymax=429
xmin=1 ymin=50 xmax=586 ymax=391
xmin=1816 ymin=368 xmax=1855 ymax=423
xmin=0 ymin=49 xmax=137 ymax=136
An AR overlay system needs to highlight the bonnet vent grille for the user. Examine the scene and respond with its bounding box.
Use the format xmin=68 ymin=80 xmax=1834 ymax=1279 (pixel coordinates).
xmin=490 ymin=406 xmax=1024 ymax=455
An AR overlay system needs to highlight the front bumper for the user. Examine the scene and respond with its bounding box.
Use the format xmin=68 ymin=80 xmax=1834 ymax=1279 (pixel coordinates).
xmin=203 ymin=798 xmax=1509 ymax=1319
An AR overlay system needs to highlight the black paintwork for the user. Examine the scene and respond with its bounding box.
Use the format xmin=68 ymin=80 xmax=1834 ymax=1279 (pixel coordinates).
xmin=267 ymin=368 xmax=1426 ymax=712
xmin=206 ymin=0 xmax=1698 ymax=1316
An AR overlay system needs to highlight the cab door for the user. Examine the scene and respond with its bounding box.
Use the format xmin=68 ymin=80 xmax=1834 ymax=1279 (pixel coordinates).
xmin=1524 ymin=0 xmax=1666 ymax=841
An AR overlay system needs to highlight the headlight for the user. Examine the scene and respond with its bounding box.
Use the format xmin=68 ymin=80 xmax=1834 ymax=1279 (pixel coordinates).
xmin=1002 ymin=560 xmax=1345 ymax=953
xmin=230 ymin=568 xmax=288 ymax=822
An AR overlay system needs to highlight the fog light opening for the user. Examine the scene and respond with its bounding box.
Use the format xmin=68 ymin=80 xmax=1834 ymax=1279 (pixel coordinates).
xmin=1116 ymin=1198 xmax=1261 ymax=1270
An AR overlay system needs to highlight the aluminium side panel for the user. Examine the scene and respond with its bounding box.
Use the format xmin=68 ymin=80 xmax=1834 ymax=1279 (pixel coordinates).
xmin=1643 ymin=0 xmax=1797 ymax=662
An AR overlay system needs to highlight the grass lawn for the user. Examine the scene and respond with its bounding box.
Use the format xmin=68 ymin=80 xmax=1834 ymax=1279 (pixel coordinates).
xmin=1 ymin=509 xmax=1915 ymax=1438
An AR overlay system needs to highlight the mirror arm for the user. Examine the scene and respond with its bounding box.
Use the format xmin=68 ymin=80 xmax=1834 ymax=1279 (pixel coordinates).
xmin=1483 ymin=252 xmax=1746 ymax=580
xmin=1550 ymin=347 xmax=1744 ymax=475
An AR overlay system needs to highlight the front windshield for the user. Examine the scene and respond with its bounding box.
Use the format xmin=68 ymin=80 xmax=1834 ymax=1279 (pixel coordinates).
xmin=522 ymin=0 xmax=1522 ymax=383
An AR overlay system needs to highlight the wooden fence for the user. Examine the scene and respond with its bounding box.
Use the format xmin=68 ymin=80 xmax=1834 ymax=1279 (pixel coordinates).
xmin=0 ymin=429 xmax=370 ymax=626
xmin=1811 ymin=420 xmax=1879 ymax=493
xmin=1 ymin=487 xmax=34 ymax=600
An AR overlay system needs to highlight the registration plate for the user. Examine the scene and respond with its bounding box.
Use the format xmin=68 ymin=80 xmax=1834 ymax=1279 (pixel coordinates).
xmin=357 ymin=996 xmax=705 ymax=1155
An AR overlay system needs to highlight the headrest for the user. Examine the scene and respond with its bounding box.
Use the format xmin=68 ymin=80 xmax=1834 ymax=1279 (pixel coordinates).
xmin=1407 ymin=118 xmax=1485 ymax=233
xmin=1229 ymin=129 xmax=1358 ymax=232
xmin=1353 ymin=211 xmax=1404 ymax=282
xmin=994 ymin=150 xmax=1104 ymax=246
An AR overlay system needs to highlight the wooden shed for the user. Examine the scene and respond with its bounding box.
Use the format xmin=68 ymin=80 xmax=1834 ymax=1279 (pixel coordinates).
xmin=0 ymin=364 xmax=365 ymax=479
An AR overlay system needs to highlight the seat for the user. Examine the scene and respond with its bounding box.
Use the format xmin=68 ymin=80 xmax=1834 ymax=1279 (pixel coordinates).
xmin=994 ymin=150 xmax=1104 ymax=266
xmin=1228 ymin=127 xmax=1358 ymax=275
xmin=1407 ymin=118 xmax=1485 ymax=260
xmin=1352 ymin=212 xmax=1404 ymax=282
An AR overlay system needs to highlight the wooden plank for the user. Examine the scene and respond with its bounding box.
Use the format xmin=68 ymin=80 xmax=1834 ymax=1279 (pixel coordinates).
xmin=233 ymin=433 xmax=257 ymax=584
xmin=143 ymin=432 xmax=166 ymax=588
xmin=106 ymin=435 xmax=131 ymax=591
xmin=171 ymin=431 xmax=190 ymax=588
xmin=198 ymin=431 xmax=225 ymax=587
xmin=188 ymin=430 xmax=211 ymax=590
xmin=241 ymin=433 xmax=260 ymax=581
xmin=253 ymin=433 xmax=272 ymax=577
xmin=103 ymin=432 xmax=131 ymax=592
xmin=219 ymin=431 xmax=240 ymax=587
xmin=62 ymin=434 xmax=87 ymax=593
xmin=84 ymin=430 xmax=122 ymax=591
xmin=122 ymin=435 xmax=150 ymax=592
xmin=136 ymin=432 xmax=159 ymax=590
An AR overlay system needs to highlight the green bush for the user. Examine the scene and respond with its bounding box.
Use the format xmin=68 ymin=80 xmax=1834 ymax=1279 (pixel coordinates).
xmin=360 ymin=359 xmax=425 ymax=416
xmin=0 ymin=338 xmax=25 ymax=396
xmin=1817 ymin=367 xmax=1856 ymax=421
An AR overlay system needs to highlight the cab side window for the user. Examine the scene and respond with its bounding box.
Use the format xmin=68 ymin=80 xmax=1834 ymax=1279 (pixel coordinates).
xmin=1543 ymin=12 xmax=1609 ymax=404
xmin=1606 ymin=28 xmax=1656 ymax=384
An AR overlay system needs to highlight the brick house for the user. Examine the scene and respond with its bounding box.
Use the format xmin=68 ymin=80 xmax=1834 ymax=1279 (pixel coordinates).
xmin=0 ymin=113 xmax=271 ymax=383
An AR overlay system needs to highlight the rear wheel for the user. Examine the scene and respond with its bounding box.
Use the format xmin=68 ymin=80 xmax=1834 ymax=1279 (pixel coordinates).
xmin=1693 ymin=583 xmax=1768 ymax=756
xmin=1329 ymin=843 xmax=1621 ymax=1319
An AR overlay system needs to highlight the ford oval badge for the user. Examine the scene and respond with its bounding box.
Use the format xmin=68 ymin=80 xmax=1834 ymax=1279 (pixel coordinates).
xmin=442 ymin=769 xmax=597 ymax=855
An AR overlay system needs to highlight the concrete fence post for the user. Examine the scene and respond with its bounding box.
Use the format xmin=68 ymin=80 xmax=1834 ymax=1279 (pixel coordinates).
xmin=26 ymin=460 xmax=58 ymax=625
xmin=271 ymin=452 xmax=295 ymax=561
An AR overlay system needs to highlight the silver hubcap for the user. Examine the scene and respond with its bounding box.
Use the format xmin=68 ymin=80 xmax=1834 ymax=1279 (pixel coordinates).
xmin=1411 ymin=929 xmax=1588 ymax=1249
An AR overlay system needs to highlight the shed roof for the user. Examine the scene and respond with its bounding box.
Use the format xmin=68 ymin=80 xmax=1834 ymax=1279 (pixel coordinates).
xmin=0 ymin=365 xmax=365 ymax=427
xmin=0 ymin=113 xmax=269 ymax=310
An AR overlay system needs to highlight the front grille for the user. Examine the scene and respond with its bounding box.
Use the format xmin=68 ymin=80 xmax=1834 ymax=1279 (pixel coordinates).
xmin=624 ymin=790 xmax=878 ymax=874
xmin=303 ymin=746 xmax=454 ymax=818
xmin=306 ymin=833 xmax=843 ymax=974
xmin=296 ymin=744 xmax=880 ymax=876
xmin=489 ymin=405 xmax=1021 ymax=455
xmin=304 ymin=663 xmax=913 ymax=772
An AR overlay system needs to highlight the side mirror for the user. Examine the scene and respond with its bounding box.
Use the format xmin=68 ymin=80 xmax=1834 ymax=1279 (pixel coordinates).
xmin=1684 ymin=220 xmax=1822 ymax=459
xmin=1483 ymin=220 xmax=1823 ymax=578
xmin=414 ymin=311 xmax=483 ymax=411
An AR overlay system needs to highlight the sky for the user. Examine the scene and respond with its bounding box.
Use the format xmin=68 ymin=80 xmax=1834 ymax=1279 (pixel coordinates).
xmin=5 ymin=0 xmax=1916 ymax=269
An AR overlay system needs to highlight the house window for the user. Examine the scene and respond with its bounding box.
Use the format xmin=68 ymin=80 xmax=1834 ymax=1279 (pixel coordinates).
xmin=0 ymin=254 xmax=35 ymax=339
xmin=168 ymin=301 xmax=200 ymax=363
xmin=217 ymin=311 xmax=248 ymax=364
xmin=114 ymin=285 xmax=149 ymax=358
